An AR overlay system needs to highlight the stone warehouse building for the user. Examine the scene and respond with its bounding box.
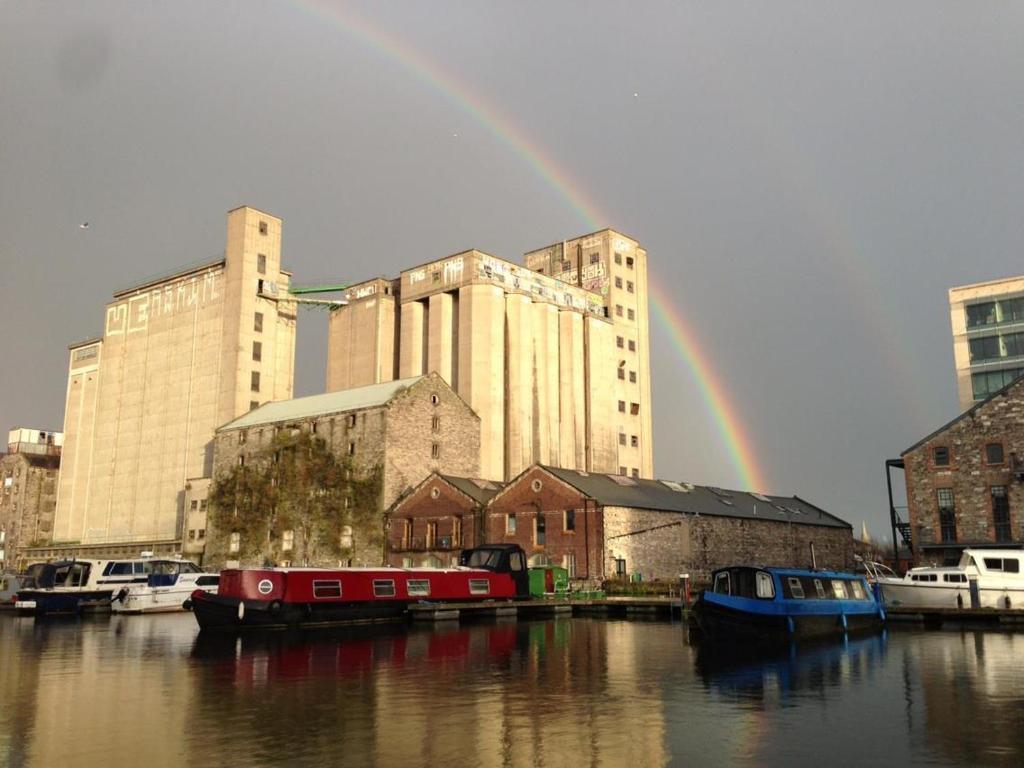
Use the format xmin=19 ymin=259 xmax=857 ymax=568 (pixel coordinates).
xmin=204 ymin=374 xmax=480 ymax=567
xmin=50 ymin=206 xmax=296 ymax=558
xmin=901 ymin=374 xmax=1024 ymax=565
xmin=388 ymin=464 xmax=853 ymax=586
xmin=327 ymin=229 xmax=653 ymax=482
xmin=1 ymin=429 xmax=62 ymax=571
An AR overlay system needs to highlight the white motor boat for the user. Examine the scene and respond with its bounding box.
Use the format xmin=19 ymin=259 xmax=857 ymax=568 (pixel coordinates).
xmin=16 ymin=556 xmax=175 ymax=615
xmin=111 ymin=559 xmax=219 ymax=614
xmin=863 ymin=549 xmax=1024 ymax=610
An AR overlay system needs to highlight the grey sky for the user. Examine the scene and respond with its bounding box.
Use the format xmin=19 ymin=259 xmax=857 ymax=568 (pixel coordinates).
xmin=2 ymin=1 xmax=1023 ymax=539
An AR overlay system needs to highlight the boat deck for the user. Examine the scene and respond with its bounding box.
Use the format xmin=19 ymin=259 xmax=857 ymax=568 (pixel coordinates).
xmin=407 ymin=596 xmax=684 ymax=622
xmin=886 ymin=606 xmax=1024 ymax=627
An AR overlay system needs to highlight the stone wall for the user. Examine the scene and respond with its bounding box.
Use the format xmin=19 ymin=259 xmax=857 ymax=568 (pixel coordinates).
xmin=904 ymin=378 xmax=1024 ymax=561
xmin=603 ymin=506 xmax=688 ymax=582
xmin=0 ymin=453 xmax=60 ymax=571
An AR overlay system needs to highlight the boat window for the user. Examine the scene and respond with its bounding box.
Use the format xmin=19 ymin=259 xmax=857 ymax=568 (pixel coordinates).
xmin=108 ymin=562 xmax=134 ymax=576
xmin=372 ymin=579 xmax=396 ymax=598
xmin=407 ymin=579 xmax=430 ymax=597
xmin=814 ymin=579 xmax=826 ymax=598
xmin=755 ymin=572 xmax=775 ymax=599
xmin=849 ymin=580 xmax=866 ymax=600
xmin=134 ymin=562 xmax=149 ymax=575
xmin=510 ymin=552 xmax=525 ymax=572
xmin=831 ymin=580 xmax=848 ymax=599
xmin=943 ymin=574 xmax=966 ymax=583
xmin=465 ymin=550 xmax=503 ymax=569
xmin=469 ymin=579 xmax=490 ymax=595
xmin=713 ymin=572 xmax=730 ymax=595
xmin=195 ymin=576 xmax=220 ymax=587
xmin=1006 ymin=559 xmax=1020 ymax=573
xmin=313 ymin=580 xmax=342 ymax=599
xmin=787 ymin=577 xmax=805 ymax=599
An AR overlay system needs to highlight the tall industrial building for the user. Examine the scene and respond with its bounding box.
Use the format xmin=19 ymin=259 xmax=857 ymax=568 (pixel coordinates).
xmin=326 ymin=229 xmax=652 ymax=481
xmin=52 ymin=206 xmax=296 ymax=554
xmin=950 ymin=275 xmax=1024 ymax=411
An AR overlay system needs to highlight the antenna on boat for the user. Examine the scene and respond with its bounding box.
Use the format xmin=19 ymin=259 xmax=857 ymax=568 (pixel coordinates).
xmin=809 ymin=542 xmax=818 ymax=570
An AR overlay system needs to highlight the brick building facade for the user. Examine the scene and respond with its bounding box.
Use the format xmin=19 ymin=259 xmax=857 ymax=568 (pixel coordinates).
xmin=386 ymin=464 xmax=853 ymax=587
xmin=902 ymin=375 xmax=1024 ymax=564
xmin=204 ymin=373 xmax=480 ymax=567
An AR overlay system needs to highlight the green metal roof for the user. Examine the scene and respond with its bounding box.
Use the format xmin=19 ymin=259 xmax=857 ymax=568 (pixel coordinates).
xmin=218 ymin=376 xmax=425 ymax=431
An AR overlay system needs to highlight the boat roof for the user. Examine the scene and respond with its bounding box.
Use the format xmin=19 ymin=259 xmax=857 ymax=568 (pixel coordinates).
xmin=223 ymin=566 xmax=485 ymax=575
xmin=713 ymin=564 xmax=864 ymax=579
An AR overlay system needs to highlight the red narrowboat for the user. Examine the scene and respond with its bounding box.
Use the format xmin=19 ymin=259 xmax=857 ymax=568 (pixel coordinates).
xmin=189 ymin=544 xmax=530 ymax=630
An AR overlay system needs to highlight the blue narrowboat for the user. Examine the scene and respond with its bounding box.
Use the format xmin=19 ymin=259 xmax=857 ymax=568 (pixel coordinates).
xmin=694 ymin=565 xmax=885 ymax=641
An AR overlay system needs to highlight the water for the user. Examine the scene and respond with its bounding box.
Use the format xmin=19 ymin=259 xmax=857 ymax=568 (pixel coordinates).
xmin=1 ymin=615 xmax=1022 ymax=768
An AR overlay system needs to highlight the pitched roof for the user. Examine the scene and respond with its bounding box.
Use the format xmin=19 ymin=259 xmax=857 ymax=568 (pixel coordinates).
xmin=537 ymin=466 xmax=851 ymax=529
xmin=901 ymin=372 xmax=1024 ymax=456
xmin=218 ymin=376 xmax=426 ymax=431
xmin=440 ymin=475 xmax=506 ymax=505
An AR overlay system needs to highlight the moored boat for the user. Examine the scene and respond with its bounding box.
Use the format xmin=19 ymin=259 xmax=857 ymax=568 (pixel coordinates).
xmin=111 ymin=559 xmax=220 ymax=614
xmin=0 ymin=573 xmax=23 ymax=610
xmin=189 ymin=544 xmax=530 ymax=631
xmin=693 ymin=565 xmax=885 ymax=641
xmin=15 ymin=556 xmax=162 ymax=616
xmin=866 ymin=548 xmax=1024 ymax=610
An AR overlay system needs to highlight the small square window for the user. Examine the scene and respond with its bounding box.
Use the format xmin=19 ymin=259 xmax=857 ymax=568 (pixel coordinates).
xmin=251 ymin=371 xmax=260 ymax=392
xmin=590 ymin=253 xmax=600 ymax=265
xmin=627 ymin=281 xmax=634 ymax=293
xmin=631 ymin=435 xmax=639 ymax=448
xmin=347 ymin=414 xmax=357 ymax=428
xmin=229 ymin=532 xmax=240 ymax=553
xmin=200 ymin=499 xmax=208 ymax=511
xmin=629 ymin=371 xmax=637 ymax=383
xmin=258 ymin=221 xmax=268 ymax=235
xmin=254 ymin=312 xmax=264 ymax=333
xmin=257 ymin=253 xmax=267 ymax=274
xmin=628 ymin=340 xmax=636 ymax=352
xmin=618 ymin=400 xmax=626 ymax=413
xmin=626 ymin=256 xmax=634 ymax=269
xmin=630 ymin=402 xmax=640 ymax=416
xmin=198 ymin=529 xmax=205 ymax=539
xmin=237 ymin=455 xmax=245 ymax=467
xmin=190 ymin=500 xmax=198 ymax=511
xmin=615 ymin=276 xmax=623 ymax=288
xmin=627 ymin=308 xmax=635 ymax=321
xmin=631 ymin=468 xmax=639 ymax=479
xmin=985 ymin=442 xmax=1005 ymax=465
xmin=933 ymin=446 xmax=950 ymax=466
xmin=506 ymin=513 xmax=517 ymax=534
xmin=614 ymin=253 xmax=622 ymax=265
xmin=616 ymin=336 xmax=624 ymax=348
xmin=562 ymin=261 xmax=572 ymax=272
xmin=619 ymin=433 xmax=627 ymax=446
xmin=619 ymin=466 xmax=627 ymax=475
xmin=249 ymin=400 xmax=259 ymax=411
xmin=615 ymin=305 xmax=623 ymax=317
xmin=617 ymin=368 xmax=625 ymax=380
xmin=252 ymin=341 xmax=262 ymax=362
xmin=348 ymin=442 xmax=356 ymax=456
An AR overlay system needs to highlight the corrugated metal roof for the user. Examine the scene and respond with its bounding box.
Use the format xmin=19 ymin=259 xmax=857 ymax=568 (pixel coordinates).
xmin=218 ymin=376 xmax=426 ymax=431
xmin=539 ymin=466 xmax=850 ymax=529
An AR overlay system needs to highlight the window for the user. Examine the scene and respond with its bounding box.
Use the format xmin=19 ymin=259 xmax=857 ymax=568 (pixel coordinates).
xmin=191 ymin=500 xmax=199 ymax=511
xmin=238 ymin=431 xmax=247 ymax=445
xmin=562 ymin=260 xmax=572 ymax=272
xmin=933 ymin=446 xmax=950 ymax=466
xmin=628 ymin=339 xmax=636 ymax=352
xmin=992 ymin=486 xmax=1012 ymax=542
xmin=257 ymin=253 xmax=266 ymax=274
xmin=258 ymin=220 xmax=268 ymax=235
xmin=626 ymin=256 xmax=634 ymax=269
xmin=619 ymin=466 xmax=627 ymax=475
xmin=563 ymin=553 xmax=577 ymax=578
xmin=966 ymin=301 xmax=997 ymax=328
xmin=630 ymin=402 xmax=640 ymax=416
xmin=615 ymin=305 xmax=623 ymax=317
xmin=617 ymin=368 xmax=625 ymax=380
xmin=346 ymin=413 xmax=357 ymax=428
xmin=407 ymin=579 xmax=430 ymax=597
xmin=432 ymin=416 xmax=440 ymax=433
xmin=614 ymin=252 xmax=622 ymax=265
xmin=373 ymin=579 xmax=396 ymax=597
xmin=348 ymin=442 xmax=356 ymax=456
xmin=631 ymin=468 xmax=639 ymax=479
xmin=249 ymin=401 xmax=259 ymax=411
xmin=850 ymin=580 xmax=866 ymax=599
xmin=627 ymin=308 xmax=635 ymax=321
xmin=969 ymin=335 xmax=1001 ymax=362
xmin=282 ymin=530 xmax=294 ymax=552
xmin=401 ymin=519 xmax=412 ymax=549
xmin=627 ymin=281 xmax=634 ymax=293
xmin=426 ymin=521 xmax=437 ymax=549
xmin=198 ymin=529 xmax=205 ymax=540
xmin=615 ymin=276 xmax=623 ymax=288
xmin=788 ymin=577 xmax=805 ymax=598
xmin=755 ymin=572 xmax=775 ymax=599
xmin=237 ymin=455 xmax=245 ymax=467
xmin=629 ymin=371 xmax=637 ymax=383
xmin=469 ymin=579 xmax=490 ymax=595
xmin=535 ymin=514 xmax=546 ymax=546
xmin=565 ymin=510 xmax=576 ymax=531
xmin=251 ymin=371 xmax=260 ymax=392
xmin=619 ymin=433 xmax=627 ymax=446
xmin=985 ymin=442 xmax=1005 ymax=465
xmin=813 ymin=578 xmax=826 ymax=598
xmin=972 ymin=367 xmax=1024 ymax=400
xmin=431 ymin=443 xmax=440 ymax=460
xmin=313 ymin=580 xmax=342 ymax=599
xmin=616 ymin=336 xmax=624 ymax=348
xmin=618 ymin=400 xmax=626 ymax=413
xmin=713 ymin=571 xmax=730 ymax=594
xmin=340 ymin=525 xmax=353 ymax=549
xmin=630 ymin=435 xmax=639 ymax=448
xmin=938 ymin=489 xmax=957 ymax=542
xmin=506 ymin=513 xmax=517 ymax=534
xmin=831 ymin=580 xmax=848 ymax=599
xmin=452 ymin=516 xmax=462 ymax=547
xmin=229 ymin=532 xmax=240 ymax=553
xmin=252 ymin=341 xmax=262 ymax=362
xmin=254 ymin=312 xmax=263 ymax=333
xmin=590 ymin=253 xmax=600 ymax=265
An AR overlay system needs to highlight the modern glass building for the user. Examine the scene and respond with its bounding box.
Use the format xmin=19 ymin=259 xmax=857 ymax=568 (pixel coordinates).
xmin=950 ymin=276 xmax=1024 ymax=410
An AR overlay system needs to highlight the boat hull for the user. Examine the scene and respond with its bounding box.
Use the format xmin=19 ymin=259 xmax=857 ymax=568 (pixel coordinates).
xmin=879 ymin=579 xmax=1024 ymax=610
xmin=694 ymin=596 xmax=882 ymax=642
xmin=190 ymin=591 xmax=410 ymax=631
xmin=14 ymin=589 xmax=113 ymax=616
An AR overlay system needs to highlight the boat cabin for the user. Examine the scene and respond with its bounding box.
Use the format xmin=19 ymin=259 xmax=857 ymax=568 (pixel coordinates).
xmin=711 ymin=566 xmax=872 ymax=603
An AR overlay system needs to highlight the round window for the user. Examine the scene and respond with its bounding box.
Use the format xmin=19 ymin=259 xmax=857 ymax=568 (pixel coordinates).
xmin=531 ymin=479 xmax=543 ymax=493
xmin=430 ymin=394 xmax=440 ymax=406
xmin=430 ymin=487 xmax=441 ymax=500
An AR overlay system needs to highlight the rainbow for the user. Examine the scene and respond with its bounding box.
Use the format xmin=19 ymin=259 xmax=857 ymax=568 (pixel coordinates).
xmin=290 ymin=0 xmax=769 ymax=491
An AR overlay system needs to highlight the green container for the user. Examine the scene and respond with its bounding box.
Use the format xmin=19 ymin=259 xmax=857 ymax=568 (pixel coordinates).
xmin=528 ymin=566 xmax=569 ymax=597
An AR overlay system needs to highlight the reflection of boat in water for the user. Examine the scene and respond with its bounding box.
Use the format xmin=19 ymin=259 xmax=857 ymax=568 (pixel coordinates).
xmin=864 ymin=549 xmax=1024 ymax=610
xmin=693 ymin=565 xmax=885 ymax=642
xmin=695 ymin=631 xmax=889 ymax=696
xmin=111 ymin=559 xmax=219 ymax=614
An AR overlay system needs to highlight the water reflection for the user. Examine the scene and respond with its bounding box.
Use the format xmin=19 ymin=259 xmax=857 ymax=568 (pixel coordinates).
xmin=1 ymin=615 xmax=1023 ymax=767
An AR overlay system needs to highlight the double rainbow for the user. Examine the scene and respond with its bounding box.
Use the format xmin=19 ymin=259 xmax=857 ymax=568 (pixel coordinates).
xmin=290 ymin=0 xmax=768 ymax=492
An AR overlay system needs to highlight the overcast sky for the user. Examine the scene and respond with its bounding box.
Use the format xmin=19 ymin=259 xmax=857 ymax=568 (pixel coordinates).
xmin=2 ymin=1 xmax=1023 ymax=539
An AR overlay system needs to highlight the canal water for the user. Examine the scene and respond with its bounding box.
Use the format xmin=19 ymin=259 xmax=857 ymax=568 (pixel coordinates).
xmin=1 ymin=615 xmax=1022 ymax=767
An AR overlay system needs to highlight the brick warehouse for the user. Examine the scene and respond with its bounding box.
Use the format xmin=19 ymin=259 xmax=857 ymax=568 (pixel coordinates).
xmin=386 ymin=464 xmax=853 ymax=586
xmin=902 ymin=375 xmax=1024 ymax=565
xmin=204 ymin=373 xmax=480 ymax=567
